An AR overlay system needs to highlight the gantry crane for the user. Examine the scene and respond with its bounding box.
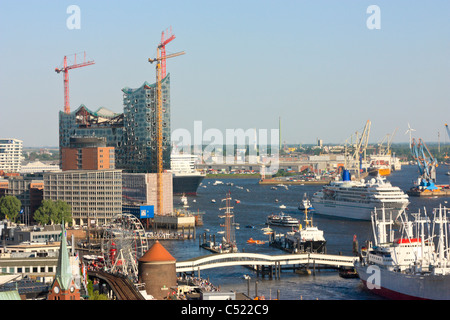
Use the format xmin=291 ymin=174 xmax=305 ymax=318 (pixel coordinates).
xmin=148 ymin=31 xmax=185 ymax=215
xmin=55 ymin=52 xmax=95 ymax=114
xmin=411 ymin=138 xmax=439 ymax=189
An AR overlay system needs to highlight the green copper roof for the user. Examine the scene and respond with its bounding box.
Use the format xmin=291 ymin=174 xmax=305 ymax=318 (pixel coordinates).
xmin=55 ymin=224 xmax=72 ymax=290
xmin=0 ymin=290 xmax=21 ymax=300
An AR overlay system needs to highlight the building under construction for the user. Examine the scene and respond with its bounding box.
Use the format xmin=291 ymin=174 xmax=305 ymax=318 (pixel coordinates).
xmin=58 ymin=75 xmax=171 ymax=173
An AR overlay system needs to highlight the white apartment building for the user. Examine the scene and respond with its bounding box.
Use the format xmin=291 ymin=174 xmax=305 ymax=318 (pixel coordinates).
xmin=0 ymin=139 xmax=24 ymax=173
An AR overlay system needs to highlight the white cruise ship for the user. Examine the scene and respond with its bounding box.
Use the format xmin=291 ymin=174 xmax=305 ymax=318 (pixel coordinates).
xmin=170 ymin=153 xmax=205 ymax=195
xmin=311 ymin=170 xmax=409 ymax=220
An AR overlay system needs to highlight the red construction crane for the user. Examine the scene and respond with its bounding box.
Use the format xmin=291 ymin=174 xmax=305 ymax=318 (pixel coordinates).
xmin=55 ymin=52 xmax=95 ymax=114
xmin=159 ymin=27 xmax=176 ymax=79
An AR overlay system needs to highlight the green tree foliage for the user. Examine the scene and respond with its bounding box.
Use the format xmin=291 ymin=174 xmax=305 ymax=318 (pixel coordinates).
xmin=0 ymin=195 xmax=22 ymax=222
xmin=86 ymin=278 xmax=108 ymax=300
xmin=34 ymin=199 xmax=72 ymax=225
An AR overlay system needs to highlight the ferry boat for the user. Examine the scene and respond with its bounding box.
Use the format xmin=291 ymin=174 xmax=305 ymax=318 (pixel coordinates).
xmin=355 ymin=205 xmax=450 ymax=300
xmin=266 ymin=212 xmax=299 ymax=227
xmin=311 ymin=170 xmax=409 ymax=220
xmin=285 ymin=207 xmax=326 ymax=253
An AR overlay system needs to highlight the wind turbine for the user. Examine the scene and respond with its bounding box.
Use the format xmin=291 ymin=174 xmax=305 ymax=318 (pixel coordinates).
xmin=405 ymin=123 xmax=416 ymax=149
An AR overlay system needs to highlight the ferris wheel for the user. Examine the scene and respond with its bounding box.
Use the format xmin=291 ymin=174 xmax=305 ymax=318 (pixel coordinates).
xmin=101 ymin=213 xmax=149 ymax=281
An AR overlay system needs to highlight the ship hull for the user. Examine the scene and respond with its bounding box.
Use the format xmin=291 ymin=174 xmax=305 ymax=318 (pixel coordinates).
xmin=310 ymin=201 xmax=407 ymax=221
xmin=355 ymin=264 xmax=450 ymax=300
xmin=285 ymin=237 xmax=327 ymax=253
xmin=172 ymin=174 xmax=205 ymax=195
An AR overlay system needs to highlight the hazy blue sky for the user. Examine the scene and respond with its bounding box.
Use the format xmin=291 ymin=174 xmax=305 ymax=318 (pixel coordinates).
xmin=1 ymin=0 xmax=449 ymax=147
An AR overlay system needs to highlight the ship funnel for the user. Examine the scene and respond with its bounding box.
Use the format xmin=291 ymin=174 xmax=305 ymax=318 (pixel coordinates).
xmin=342 ymin=170 xmax=351 ymax=181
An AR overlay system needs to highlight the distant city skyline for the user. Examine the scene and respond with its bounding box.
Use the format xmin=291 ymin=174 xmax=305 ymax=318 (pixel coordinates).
xmin=1 ymin=1 xmax=449 ymax=148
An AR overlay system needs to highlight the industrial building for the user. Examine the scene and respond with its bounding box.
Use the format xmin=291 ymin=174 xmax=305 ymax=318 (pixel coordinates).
xmin=58 ymin=76 xmax=171 ymax=173
xmin=43 ymin=170 xmax=122 ymax=226
xmin=0 ymin=139 xmax=24 ymax=173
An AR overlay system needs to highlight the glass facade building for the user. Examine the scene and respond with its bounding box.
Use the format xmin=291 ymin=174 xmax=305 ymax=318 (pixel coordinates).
xmin=59 ymin=75 xmax=171 ymax=173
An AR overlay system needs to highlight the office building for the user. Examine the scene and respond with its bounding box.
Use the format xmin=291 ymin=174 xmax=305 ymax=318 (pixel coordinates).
xmin=0 ymin=176 xmax=44 ymax=225
xmin=0 ymin=139 xmax=24 ymax=173
xmin=122 ymin=172 xmax=173 ymax=215
xmin=43 ymin=170 xmax=122 ymax=226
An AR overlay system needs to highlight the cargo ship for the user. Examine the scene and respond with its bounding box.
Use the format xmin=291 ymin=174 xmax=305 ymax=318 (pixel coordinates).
xmin=170 ymin=154 xmax=205 ymax=195
xmin=355 ymin=205 xmax=450 ymax=300
xmin=367 ymin=154 xmax=402 ymax=176
xmin=311 ymin=170 xmax=409 ymax=220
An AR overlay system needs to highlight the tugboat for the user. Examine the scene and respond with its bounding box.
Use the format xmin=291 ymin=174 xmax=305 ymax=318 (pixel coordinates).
xmin=298 ymin=192 xmax=314 ymax=211
xmin=285 ymin=207 xmax=326 ymax=253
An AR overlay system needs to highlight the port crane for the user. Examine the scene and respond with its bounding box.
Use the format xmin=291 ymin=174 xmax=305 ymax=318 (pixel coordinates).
xmin=55 ymin=52 xmax=95 ymax=114
xmin=148 ymin=30 xmax=185 ymax=215
xmin=344 ymin=120 xmax=371 ymax=174
xmin=411 ymin=138 xmax=439 ymax=190
xmin=377 ymin=128 xmax=398 ymax=156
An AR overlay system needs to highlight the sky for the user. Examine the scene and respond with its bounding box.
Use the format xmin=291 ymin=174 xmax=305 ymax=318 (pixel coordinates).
xmin=0 ymin=0 xmax=449 ymax=148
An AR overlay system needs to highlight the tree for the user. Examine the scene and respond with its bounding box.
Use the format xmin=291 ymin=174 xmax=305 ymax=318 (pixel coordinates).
xmin=0 ymin=196 xmax=22 ymax=222
xmin=87 ymin=278 xmax=108 ymax=300
xmin=52 ymin=200 xmax=72 ymax=225
xmin=33 ymin=200 xmax=52 ymax=225
xmin=34 ymin=199 xmax=72 ymax=226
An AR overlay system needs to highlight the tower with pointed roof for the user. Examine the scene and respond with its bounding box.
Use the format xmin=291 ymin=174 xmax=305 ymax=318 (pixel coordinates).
xmin=138 ymin=240 xmax=177 ymax=300
xmin=47 ymin=224 xmax=81 ymax=300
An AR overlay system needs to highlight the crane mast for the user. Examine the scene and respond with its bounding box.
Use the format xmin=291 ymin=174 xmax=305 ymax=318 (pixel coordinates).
xmin=55 ymin=52 xmax=95 ymax=114
xmin=148 ymin=31 xmax=185 ymax=215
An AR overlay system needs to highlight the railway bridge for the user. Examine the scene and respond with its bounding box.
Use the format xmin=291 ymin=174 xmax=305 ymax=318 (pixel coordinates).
xmin=87 ymin=270 xmax=145 ymax=300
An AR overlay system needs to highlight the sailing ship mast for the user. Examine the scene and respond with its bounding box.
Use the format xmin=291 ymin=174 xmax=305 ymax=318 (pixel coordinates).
xmin=219 ymin=191 xmax=237 ymax=251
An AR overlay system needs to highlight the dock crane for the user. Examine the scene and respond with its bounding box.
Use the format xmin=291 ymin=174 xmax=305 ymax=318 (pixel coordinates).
xmin=344 ymin=120 xmax=371 ymax=174
xmin=377 ymin=128 xmax=398 ymax=156
xmin=148 ymin=31 xmax=185 ymax=215
xmin=55 ymin=52 xmax=95 ymax=114
xmin=411 ymin=138 xmax=439 ymax=190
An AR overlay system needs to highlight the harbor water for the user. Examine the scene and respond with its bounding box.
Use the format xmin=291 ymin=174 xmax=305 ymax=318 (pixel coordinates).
xmin=160 ymin=165 xmax=450 ymax=300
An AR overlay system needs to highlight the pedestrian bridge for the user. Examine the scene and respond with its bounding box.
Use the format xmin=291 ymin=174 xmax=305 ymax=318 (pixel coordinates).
xmin=175 ymin=252 xmax=357 ymax=273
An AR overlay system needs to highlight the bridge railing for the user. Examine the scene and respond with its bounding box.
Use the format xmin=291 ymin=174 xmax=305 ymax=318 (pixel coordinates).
xmin=175 ymin=252 xmax=358 ymax=273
